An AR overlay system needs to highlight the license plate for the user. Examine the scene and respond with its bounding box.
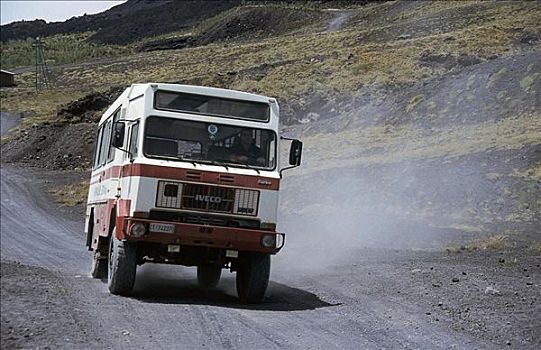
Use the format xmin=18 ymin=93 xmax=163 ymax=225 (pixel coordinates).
xmin=168 ymin=245 xmax=180 ymax=253
xmin=149 ymin=223 xmax=175 ymax=234
xmin=226 ymin=250 xmax=238 ymax=258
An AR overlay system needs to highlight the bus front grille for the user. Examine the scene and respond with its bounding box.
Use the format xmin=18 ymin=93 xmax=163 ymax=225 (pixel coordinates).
xmin=181 ymin=183 xmax=235 ymax=213
xmin=156 ymin=181 xmax=259 ymax=216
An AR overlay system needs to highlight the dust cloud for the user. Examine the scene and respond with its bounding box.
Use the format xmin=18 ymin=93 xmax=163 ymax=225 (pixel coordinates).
xmin=274 ymin=161 xmax=443 ymax=273
xmin=274 ymin=53 xmax=541 ymax=273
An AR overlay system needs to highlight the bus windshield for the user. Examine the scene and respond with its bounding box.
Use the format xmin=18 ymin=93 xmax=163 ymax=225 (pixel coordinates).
xmin=143 ymin=116 xmax=276 ymax=170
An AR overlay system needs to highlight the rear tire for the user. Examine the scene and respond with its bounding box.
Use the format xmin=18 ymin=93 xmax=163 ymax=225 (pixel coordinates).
xmin=236 ymin=253 xmax=270 ymax=304
xmin=197 ymin=265 xmax=222 ymax=288
xmin=89 ymin=216 xmax=107 ymax=279
xmin=107 ymin=229 xmax=136 ymax=295
xmin=90 ymin=250 xmax=108 ymax=279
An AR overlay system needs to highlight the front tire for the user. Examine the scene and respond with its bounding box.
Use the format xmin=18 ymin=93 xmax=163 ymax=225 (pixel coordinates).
xmin=236 ymin=253 xmax=270 ymax=304
xmin=107 ymin=229 xmax=136 ymax=295
xmin=197 ymin=265 xmax=222 ymax=288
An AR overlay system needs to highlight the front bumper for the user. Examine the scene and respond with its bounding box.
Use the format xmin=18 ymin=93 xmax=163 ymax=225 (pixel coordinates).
xmin=116 ymin=217 xmax=285 ymax=254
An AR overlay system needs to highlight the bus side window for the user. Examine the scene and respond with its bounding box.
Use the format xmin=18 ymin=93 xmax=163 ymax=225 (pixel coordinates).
xmin=107 ymin=109 xmax=121 ymax=162
xmin=128 ymin=122 xmax=139 ymax=159
xmin=99 ymin=120 xmax=112 ymax=166
xmin=93 ymin=126 xmax=104 ymax=169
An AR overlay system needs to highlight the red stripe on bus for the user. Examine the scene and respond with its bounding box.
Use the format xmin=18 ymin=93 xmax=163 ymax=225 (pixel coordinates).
xmin=123 ymin=164 xmax=280 ymax=190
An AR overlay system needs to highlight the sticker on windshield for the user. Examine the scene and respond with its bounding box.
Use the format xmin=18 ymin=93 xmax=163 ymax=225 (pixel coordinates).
xmin=207 ymin=124 xmax=218 ymax=140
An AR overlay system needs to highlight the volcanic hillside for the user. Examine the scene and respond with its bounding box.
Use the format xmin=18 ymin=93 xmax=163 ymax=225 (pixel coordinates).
xmin=0 ymin=0 xmax=241 ymax=44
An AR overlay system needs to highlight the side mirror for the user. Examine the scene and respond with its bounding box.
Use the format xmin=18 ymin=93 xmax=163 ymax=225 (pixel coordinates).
xmin=289 ymin=139 xmax=302 ymax=166
xmin=112 ymin=122 xmax=126 ymax=148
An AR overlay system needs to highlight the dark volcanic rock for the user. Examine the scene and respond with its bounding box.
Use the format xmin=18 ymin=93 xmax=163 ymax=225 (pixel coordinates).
xmin=197 ymin=7 xmax=328 ymax=46
xmin=0 ymin=0 xmax=241 ymax=44
xmin=136 ymin=6 xmax=330 ymax=53
xmin=137 ymin=36 xmax=196 ymax=53
xmin=56 ymin=87 xmax=125 ymax=123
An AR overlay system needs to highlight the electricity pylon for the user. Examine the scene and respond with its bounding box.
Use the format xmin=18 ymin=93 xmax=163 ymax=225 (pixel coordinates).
xmin=32 ymin=37 xmax=52 ymax=90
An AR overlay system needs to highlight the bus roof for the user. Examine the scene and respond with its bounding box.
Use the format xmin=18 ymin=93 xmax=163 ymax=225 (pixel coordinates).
xmin=99 ymin=83 xmax=277 ymax=125
xmin=135 ymin=83 xmax=272 ymax=103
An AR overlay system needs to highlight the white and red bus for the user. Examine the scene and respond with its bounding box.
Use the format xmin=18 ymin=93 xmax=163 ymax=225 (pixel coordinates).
xmin=85 ymin=83 xmax=302 ymax=303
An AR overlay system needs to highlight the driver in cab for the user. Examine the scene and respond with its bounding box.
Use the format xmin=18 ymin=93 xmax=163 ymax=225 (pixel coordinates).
xmin=230 ymin=129 xmax=265 ymax=166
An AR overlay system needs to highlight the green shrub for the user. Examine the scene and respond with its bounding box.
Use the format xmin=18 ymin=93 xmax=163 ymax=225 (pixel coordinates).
xmin=1 ymin=32 xmax=131 ymax=69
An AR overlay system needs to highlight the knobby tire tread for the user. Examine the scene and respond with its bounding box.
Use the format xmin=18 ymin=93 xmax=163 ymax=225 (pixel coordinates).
xmin=108 ymin=233 xmax=136 ymax=296
xmin=237 ymin=253 xmax=270 ymax=304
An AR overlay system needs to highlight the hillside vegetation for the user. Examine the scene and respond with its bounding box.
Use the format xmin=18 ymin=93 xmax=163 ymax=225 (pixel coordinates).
xmin=1 ymin=1 xmax=539 ymax=125
xmin=0 ymin=32 xmax=130 ymax=69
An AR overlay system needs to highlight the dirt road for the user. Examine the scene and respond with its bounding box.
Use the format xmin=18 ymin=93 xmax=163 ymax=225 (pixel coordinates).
xmin=1 ymin=166 xmax=539 ymax=349
xmin=325 ymin=10 xmax=355 ymax=33
xmin=1 ymin=112 xmax=21 ymax=137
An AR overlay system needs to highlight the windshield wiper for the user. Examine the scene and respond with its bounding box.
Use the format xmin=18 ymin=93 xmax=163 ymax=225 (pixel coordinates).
xmin=231 ymin=162 xmax=260 ymax=174
xmin=152 ymin=155 xmax=197 ymax=167
xmin=200 ymin=160 xmax=229 ymax=171
xmin=200 ymin=160 xmax=261 ymax=174
xmin=181 ymin=158 xmax=198 ymax=167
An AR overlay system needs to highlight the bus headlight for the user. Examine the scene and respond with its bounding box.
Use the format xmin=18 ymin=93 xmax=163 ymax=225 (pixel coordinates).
xmin=261 ymin=234 xmax=275 ymax=248
xmin=130 ymin=222 xmax=146 ymax=237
